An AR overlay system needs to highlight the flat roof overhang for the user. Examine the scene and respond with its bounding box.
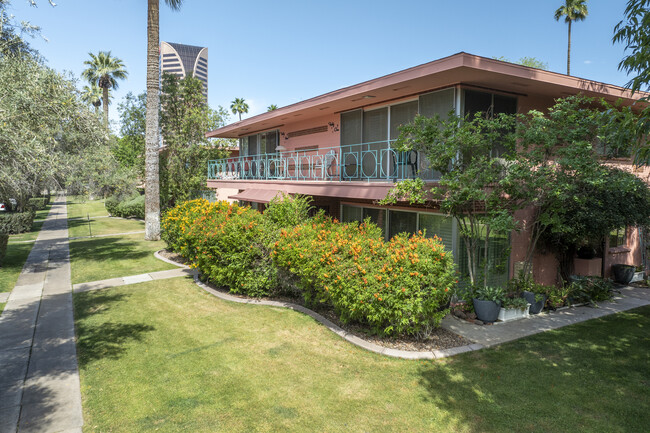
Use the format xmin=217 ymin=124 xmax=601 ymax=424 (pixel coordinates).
xmin=207 ymin=52 xmax=649 ymax=139
xmin=207 ymin=179 xmax=396 ymax=201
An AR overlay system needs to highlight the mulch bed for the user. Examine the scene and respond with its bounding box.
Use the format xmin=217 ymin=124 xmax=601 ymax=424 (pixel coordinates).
xmin=158 ymin=249 xmax=473 ymax=352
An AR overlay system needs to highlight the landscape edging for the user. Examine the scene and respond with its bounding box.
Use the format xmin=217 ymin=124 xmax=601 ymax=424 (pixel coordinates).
xmin=153 ymin=249 xmax=483 ymax=359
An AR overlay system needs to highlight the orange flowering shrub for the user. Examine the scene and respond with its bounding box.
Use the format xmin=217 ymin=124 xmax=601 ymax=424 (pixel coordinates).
xmin=272 ymin=217 xmax=456 ymax=336
xmin=162 ymin=199 xmax=272 ymax=296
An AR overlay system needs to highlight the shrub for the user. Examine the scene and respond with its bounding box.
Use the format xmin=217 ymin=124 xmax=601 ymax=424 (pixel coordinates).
xmin=26 ymin=197 xmax=48 ymax=211
xmin=0 ymin=233 xmax=8 ymax=266
xmin=162 ymin=199 xmax=273 ymax=297
xmin=105 ymin=195 xmax=145 ymax=219
xmin=0 ymin=211 xmax=35 ymax=234
xmin=162 ymin=198 xmax=458 ymax=337
xmin=272 ymin=219 xmax=457 ymax=336
xmin=567 ymin=276 xmax=616 ymax=305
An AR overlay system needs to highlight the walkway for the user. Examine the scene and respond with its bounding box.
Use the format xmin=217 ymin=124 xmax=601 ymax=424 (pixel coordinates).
xmin=0 ymin=197 xmax=83 ymax=433
xmin=441 ymin=286 xmax=650 ymax=347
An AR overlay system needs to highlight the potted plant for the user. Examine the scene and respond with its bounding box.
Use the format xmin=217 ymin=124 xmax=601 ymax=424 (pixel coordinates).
xmin=521 ymin=283 xmax=548 ymax=315
xmin=472 ymin=286 xmax=504 ymax=323
xmin=498 ymin=297 xmax=530 ymax=322
xmin=631 ymin=265 xmax=645 ymax=283
xmin=612 ymin=264 xmax=635 ymax=285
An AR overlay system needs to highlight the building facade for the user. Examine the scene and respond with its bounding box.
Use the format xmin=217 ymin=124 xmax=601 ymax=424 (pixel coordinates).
xmin=205 ymin=52 xmax=648 ymax=286
xmin=160 ymin=41 xmax=208 ymax=100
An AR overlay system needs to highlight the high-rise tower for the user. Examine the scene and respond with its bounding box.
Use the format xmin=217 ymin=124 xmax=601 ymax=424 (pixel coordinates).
xmin=160 ymin=41 xmax=208 ymax=100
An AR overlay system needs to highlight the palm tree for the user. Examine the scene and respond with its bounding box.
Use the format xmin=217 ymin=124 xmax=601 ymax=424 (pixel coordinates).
xmin=267 ymin=104 xmax=278 ymax=111
xmin=230 ymin=98 xmax=249 ymax=121
xmin=82 ymin=51 xmax=128 ymax=125
xmin=144 ymin=0 xmax=183 ymax=241
xmin=81 ymin=84 xmax=103 ymax=115
xmin=554 ymin=0 xmax=588 ymax=76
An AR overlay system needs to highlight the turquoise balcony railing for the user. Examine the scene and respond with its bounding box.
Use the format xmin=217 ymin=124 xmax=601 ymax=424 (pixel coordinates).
xmin=207 ymin=141 xmax=440 ymax=182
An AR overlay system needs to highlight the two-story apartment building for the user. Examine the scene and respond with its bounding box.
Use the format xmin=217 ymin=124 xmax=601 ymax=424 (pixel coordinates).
xmin=205 ymin=52 xmax=647 ymax=286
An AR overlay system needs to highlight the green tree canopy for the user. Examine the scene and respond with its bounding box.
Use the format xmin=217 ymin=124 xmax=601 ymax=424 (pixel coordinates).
xmin=0 ymin=54 xmax=106 ymax=207
xmin=115 ymin=91 xmax=146 ymax=175
xmin=82 ymin=50 xmax=128 ymax=126
xmin=159 ymin=73 xmax=229 ymax=208
xmin=230 ymin=97 xmax=249 ymax=121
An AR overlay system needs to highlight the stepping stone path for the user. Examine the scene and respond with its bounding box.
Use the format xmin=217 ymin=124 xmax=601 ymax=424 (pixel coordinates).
xmin=0 ymin=197 xmax=83 ymax=433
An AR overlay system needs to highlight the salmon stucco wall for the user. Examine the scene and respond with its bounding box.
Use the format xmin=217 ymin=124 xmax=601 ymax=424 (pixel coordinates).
xmin=276 ymin=114 xmax=340 ymax=152
xmin=510 ymin=208 xmax=559 ymax=286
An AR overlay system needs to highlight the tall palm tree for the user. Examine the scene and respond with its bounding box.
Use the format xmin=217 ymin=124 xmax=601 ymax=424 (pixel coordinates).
xmin=144 ymin=0 xmax=183 ymax=241
xmin=267 ymin=104 xmax=278 ymax=111
xmin=230 ymin=98 xmax=249 ymax=121
xmin=82 ymin=51 xmax=128 ymax=125
xmin=554 ymin=0 xmax=588 ymax=76
xmin=81 ymin=84 xmax=103 ymax=115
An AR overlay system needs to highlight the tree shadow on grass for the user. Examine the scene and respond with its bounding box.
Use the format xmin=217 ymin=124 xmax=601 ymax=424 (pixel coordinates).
xmin=416 ymin=308 xmax=650 ymax=432
xmin=68 ymin=236 xmax=153 ymax=265
xmin=74 ymin=290 xmax=155 ymax=368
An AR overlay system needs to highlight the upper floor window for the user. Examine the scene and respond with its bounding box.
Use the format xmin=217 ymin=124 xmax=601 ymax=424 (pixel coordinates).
xmin=239 ymin=130 xmax=279 ymax=156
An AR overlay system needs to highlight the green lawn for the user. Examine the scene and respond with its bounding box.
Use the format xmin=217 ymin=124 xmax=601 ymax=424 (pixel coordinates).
xmin=68 ymin=217 xmax=144 ymax=239
xmin=0 ymin=243 xmax=34 ymax=292
xmin=0 ymin=302 xmax=5 ymax=315
xmin=69 ymin=233 xmax=176 ymax=284
xmin=8 ymin=220 xmax=44 ymax=243
xmin=75 ymin=278 xmax=650 ymax=433
xmin=33 ymin=201 xmax=53 ymax=221
xmin=66 ymin=196 xmax=108 ymax=219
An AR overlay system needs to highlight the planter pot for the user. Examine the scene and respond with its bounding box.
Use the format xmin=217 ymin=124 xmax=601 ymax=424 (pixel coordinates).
xmin=612 ymin=264 xmax=635 ymax=285
xmin=522 ymin=291 xmax=546 ymax=315
xmin=630 ymin=271 xmax=645 ymax=283
xmin=498 ymin=304 xmax=530 ymax=322
xmin=472 ymin=298 xmax=501 ymax=323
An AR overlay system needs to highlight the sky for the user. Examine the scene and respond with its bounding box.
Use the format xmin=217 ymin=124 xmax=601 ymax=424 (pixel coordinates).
xmin=6 ymin=0 xmax=637 ymax=131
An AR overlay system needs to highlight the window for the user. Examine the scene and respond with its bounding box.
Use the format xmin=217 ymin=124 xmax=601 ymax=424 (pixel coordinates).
xmin=388 ymin=210 xmax=417 ymax=239
xmin=240 ymin=130 xmax=278 ymax=156
xmin=418 ymin=213 xmax=454 ymax=251
xmin=610 ymin=227 xmax=627 ymax=248
xmin=419 ymin=88 xmax=455 ymax=119
xmin=340 ymin=204 xmax=510 ymax=286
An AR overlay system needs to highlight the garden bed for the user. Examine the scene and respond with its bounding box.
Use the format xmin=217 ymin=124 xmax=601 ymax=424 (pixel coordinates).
xmin=157 ymin=249 xmax=472 ymax=352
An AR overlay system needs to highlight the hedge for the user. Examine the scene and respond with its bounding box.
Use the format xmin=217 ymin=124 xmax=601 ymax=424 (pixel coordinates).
xmin=0 ymin=211 xmax=35 ymax=235
xmin=27 ymin=197 xmax=48 ymax=211
xmin=0 ymin=233 xmax=7 ymax=266
xmin=105 ymin=195 xmax=145 ymax=219
xmin=162 ymin=198 xmax=457 ymax=337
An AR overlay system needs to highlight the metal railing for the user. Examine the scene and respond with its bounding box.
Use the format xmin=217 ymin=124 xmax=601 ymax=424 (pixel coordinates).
xmin=207 ymin=141 xmax=440 ymax=182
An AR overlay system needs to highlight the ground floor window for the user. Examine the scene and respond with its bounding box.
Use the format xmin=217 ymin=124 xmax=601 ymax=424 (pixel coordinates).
xmin=340 ymin=203 xmax=509 ymax=285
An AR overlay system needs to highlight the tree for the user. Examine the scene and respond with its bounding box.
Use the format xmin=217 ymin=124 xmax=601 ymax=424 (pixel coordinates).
xmin=0 ymin=0 xmax=54 ymax=58
xmin=613 ymin=0 xmax=650 ymax=95
xmin=115 ymin=91 xmax=146 ymax=174
xmin=493 ymin=56 xmax=549 ymax=70
xmin=554 ymin=0 xmax=588 ymax=75
xmin=230 ymin=97 xmax=249 ymax=120
xmin=267 ymin=104 xmax=278 ymax=111
xmin=159 ymin=73 xmax=228 ymax=207
xmin=145 ymin=0 xmax=183 ymax=241
xmin=382 ymin=112 xmax=528 ymax=287
xmin=0 ymin=55 xmax=106 ymax=208
xmin=81 ymin=51 xmax=128 ymax=126
xmin=81 ymin=84 xmax=103 ymax=115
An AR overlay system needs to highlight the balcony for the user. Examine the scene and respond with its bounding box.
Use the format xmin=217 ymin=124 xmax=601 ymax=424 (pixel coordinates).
xmin=207 ymin=141 xmax=439 ymax=183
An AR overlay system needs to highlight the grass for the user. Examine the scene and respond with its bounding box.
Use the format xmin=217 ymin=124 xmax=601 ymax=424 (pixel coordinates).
xmin=0 ymin=302 xmax=5 ymax=315
xmin=66 ymin=196 xmax=108 ymax=219
xmin=8 ymin=220 xmax=45 ymax=243
xmin=33 ymin=201 xmax=53 ymax=221
xmin=68 ymin=233 xmax=177 ymax=284
xmin=75 ymin=278 xmax=650 ymax=433
xmin=0 ymin=243 xmax=34 ymax=292
xmin=67 ymin=217 xmax=144 ymax=239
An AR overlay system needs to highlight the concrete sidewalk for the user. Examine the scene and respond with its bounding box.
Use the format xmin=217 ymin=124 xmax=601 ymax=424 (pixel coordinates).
xmin=441 ymin=286 xmax=650 ymax=347
xmin=0 ymin=196 xmax=83 ymax=433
